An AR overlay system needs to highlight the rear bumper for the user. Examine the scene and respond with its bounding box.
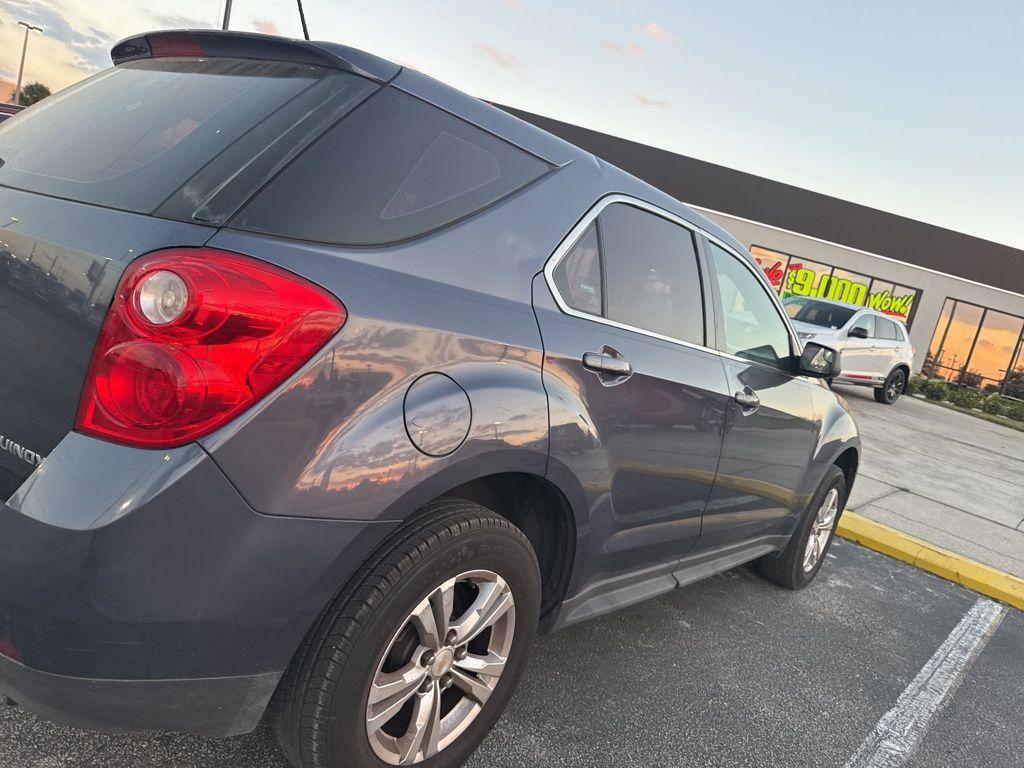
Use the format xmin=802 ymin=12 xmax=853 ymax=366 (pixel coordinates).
xmin=0 ymin=652 xmax=278 ymax=737
xmin=0 ymin=432 xmax=395 ymax=735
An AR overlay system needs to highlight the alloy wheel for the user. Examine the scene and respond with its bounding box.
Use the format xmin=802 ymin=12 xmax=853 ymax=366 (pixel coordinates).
xmin=803 ymin=488 xmax=839 ymax=573
xmin=365 ymin=570 xmax=516 ymax=765
xmin=886 ymin=371 xmax=905 ymax=402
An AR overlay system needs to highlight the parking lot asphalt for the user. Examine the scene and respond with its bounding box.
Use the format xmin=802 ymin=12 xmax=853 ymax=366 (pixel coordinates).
xmin=1 ymin=540 xmax=1020 ymax=768
xmin=836 ymin=384 xmax=1024 ymax=578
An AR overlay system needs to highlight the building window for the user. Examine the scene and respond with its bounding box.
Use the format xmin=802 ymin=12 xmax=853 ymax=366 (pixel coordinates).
xmin=924 ymin=297 xmax=1024 ymax=394
xmin=750 ymin=245 xmax=920 ymax=327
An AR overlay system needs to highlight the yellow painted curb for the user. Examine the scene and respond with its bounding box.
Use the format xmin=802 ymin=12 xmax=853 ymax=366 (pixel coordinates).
xmin=837 ymin=511 xmax=1024 ymax=611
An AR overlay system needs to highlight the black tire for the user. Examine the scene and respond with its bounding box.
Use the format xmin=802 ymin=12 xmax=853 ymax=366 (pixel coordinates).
xmin=874 ymin=367 xmax=906 ymax=404
xmin=757 ymin=466 xmax=846 ymax=589
xmin=272 ymin=498 xmax=541 ymax=768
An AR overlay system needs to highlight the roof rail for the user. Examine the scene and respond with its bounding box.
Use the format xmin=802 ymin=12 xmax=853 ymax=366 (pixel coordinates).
xmin=110 ymin=30 xmax=401 ymax=83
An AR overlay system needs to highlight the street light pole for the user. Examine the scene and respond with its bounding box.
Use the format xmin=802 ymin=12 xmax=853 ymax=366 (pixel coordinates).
xmin=222 ymin=0 xmax=233 ymax=30
xmin=14 ymin=21 xmax=43 ymax=106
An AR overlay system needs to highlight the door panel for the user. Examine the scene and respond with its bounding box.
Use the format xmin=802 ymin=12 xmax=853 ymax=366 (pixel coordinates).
xmin=872 ymin=316 xmax=902 ymax=379
xmin=535 ymin=199 xmax=732 ymax=604
xmin=699 ymin=359 xmax=817 ymax=550
xmin=534 ymin=279 xmax=730 ymax=593
xmin=699 ymin=236 xmax=819 ymax=550
xmin=840 ymin=313 xmax=878 ymax=380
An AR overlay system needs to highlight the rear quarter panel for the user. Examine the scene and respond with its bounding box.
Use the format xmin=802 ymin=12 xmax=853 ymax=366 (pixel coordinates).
xmin=201 ymin=163 xmax=603 ymax=523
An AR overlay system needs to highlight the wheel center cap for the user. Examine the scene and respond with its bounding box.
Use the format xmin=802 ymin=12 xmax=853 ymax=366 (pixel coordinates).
xmin=430 ymin=648 xmax=454 ymax=677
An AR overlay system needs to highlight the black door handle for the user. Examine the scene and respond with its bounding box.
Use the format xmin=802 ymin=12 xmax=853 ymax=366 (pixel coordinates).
xmin=734 ymin=389 xmax=760 ymax=413
xmin=583 ymin=352 xmax=632 ymax=377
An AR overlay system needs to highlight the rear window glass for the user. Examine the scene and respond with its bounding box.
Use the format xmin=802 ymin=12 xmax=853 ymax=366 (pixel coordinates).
xmin=233 ymin=87 xmax=551 ymax=245
xmin=0 ymin=58 xmax=330 ymax=213
xmin=784 ymin=298 xmax=857 ymax=329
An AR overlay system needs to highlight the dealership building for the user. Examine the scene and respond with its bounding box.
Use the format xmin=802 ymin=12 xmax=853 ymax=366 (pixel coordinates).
xmin=511 ymin=108 xmax=1024 ymax=399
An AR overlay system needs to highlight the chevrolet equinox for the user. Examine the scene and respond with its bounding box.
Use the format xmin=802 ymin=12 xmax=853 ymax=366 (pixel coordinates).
xmin=0 ymin=30 xmax=859 ymax=768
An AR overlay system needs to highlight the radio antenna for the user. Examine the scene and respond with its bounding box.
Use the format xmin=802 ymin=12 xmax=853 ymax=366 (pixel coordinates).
xmin=297 ymin=0 xmax=310 ymax=40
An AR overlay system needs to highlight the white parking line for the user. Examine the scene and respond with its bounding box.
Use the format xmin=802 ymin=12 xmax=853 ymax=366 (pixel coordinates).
xmin=844 ymin=597 xmax=1007 ymax=768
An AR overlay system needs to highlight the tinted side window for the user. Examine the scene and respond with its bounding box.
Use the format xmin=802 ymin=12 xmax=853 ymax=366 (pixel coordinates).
xmin=235 ymin=87 xmax=550 ymax=245
xmin=875 ymin=317 xmax=899 ymax=340
xmin=552 ymin=223 xmax=602 ymax=316
xmin=850 ymin=313 xmax=875 ymax=337
xmin=598 ymin=204 xmax=704 ymax=344
xmin=707 ymin=242 xmax=792 ymax=368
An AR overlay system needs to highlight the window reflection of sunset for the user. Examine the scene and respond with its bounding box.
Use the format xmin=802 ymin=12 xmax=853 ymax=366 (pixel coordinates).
xmin=932 ymin=305 xmax=983 ymax=378
xmin=928 ymin=300 xmax=1024 ymax=387
xmin=967 ymin=312 xmax=1023 ymax=382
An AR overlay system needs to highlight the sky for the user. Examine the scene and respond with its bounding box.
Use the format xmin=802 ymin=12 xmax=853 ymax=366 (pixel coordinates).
xmin=0 ymin=0 xmax=1021 ymax=249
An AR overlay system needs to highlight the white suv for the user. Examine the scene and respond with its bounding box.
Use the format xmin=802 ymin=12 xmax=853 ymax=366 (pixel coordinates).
xmin=783 ymin=297 xmax=915 ymax=404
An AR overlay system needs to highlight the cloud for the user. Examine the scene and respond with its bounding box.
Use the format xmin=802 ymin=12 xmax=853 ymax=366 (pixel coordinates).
xmin=150 ymin=13 xmax=214 ymax=30
xmin=253 ymin=18 xmax=279 ymax=35
xmin=502 ymin=0 xmax=521 ymax=8
xmin=0 ymin=0 xmax=225 ymax=92
xmin=635 ymin=94 xmax=670 ymax=109
xmin=601 ymin=40 xmax=644 ymax=58
xmin=0 ymin=0 xmax=113 ymax=72
xmin=477 ymin=44 xmax=523 ymax=70
xmin=639 ymin=22 xmax=674 ymax=43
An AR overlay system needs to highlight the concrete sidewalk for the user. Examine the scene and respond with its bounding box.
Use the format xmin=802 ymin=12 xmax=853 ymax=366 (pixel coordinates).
xmin=837 ymin=384 xmax=1024 ymax=579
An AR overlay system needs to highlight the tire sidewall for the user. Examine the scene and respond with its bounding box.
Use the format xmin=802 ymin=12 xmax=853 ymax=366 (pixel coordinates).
xmin=791 ymin=468 xmax=846 ymax=588
xmin=884 ymin=369 xmax=905 ymax=403
xmin=325 ymin=525 xmax=541 ymax=768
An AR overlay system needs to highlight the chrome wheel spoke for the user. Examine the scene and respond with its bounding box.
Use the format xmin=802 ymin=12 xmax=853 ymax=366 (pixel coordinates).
xmin=451 ymin=668 xmax=492 ymax=705
xmin=454 ymin=649 xmax=508 ymax=678
xmin=803 ymin=535 xmax=818 ymax=570
xmin=367 ymin=662 xmax=428 ymax=731
xmin=803 ymin=488 xmax=839 ymax=572
xmin=410 ymin=579 xmax=455 ymax=651
xmin=398 ymin=681 xmax=442 ymax=765
xmin=366 ymin=569 xmax=516 ymax=765
xmin=450 ymin=579 xmax=513 ymax=644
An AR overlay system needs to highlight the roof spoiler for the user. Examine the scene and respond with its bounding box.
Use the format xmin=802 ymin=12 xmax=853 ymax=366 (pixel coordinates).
xmin=110 ymin=30 xmax=401 ymax=83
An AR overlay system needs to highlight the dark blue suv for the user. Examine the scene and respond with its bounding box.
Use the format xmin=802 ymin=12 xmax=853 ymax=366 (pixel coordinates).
xmin=0 ymin=30 xmax=858 ymax=768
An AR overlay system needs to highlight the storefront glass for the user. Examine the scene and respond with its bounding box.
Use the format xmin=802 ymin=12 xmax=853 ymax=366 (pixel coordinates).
xmin=961 ymin=311 xmax=1023 ymax=391
xmin=930 ymin=302 xmax=984 ymax=381
xmin=925 ymin=299 xmax=955 ymax=376
xmin=750 ymin=246 xmax=786 ymax=293
xmin=925 ymin=298 xmax=1024 ymax=395
xmin=1005 ymin=351 xmax=1024 ymax=400
xmin=780 ymin=256 xmax=834 ymax=300
xmin=751 ymin=245 xmax=919 ymax=325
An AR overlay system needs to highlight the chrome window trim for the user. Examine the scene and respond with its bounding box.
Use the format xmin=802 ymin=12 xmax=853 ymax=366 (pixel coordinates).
xmin=542 ymin=193 xmax=802 ymax=365
xmin=542 ymin=194 xmax=714 ymax=356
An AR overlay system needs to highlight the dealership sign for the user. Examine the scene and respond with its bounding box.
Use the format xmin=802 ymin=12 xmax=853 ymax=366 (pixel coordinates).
xmin=753 ymin=251 xmax=915 ymax=322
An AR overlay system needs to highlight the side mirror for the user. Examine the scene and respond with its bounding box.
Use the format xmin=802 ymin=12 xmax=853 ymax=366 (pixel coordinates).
xmin=848 ymin=326 xmax=869 ymax=339
xmin=799 ymin=342 xmax=841 ymax=378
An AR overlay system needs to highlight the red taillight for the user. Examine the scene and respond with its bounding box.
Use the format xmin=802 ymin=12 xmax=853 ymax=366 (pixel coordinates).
xmin=76 ymin=248 xmax=346 ymax=448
